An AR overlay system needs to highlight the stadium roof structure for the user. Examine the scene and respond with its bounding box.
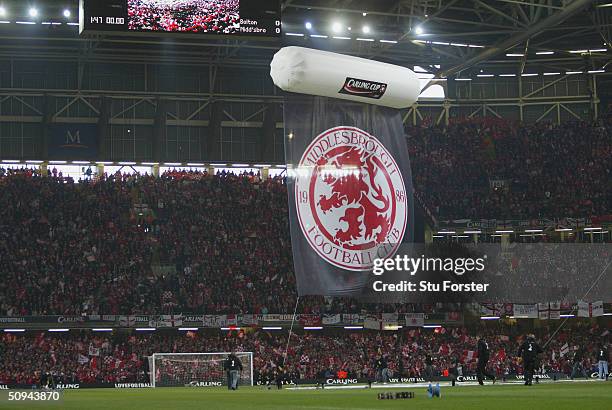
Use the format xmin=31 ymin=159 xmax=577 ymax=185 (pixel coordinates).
xmin=281 ymin=0 xmax=610 ymax=76
xmin=0 ymin=0 xmax=608 ymax=78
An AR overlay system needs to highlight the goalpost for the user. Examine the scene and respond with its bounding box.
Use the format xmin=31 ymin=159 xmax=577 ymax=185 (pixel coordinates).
xmin=149 ymin=352 xmax=254 ymax=388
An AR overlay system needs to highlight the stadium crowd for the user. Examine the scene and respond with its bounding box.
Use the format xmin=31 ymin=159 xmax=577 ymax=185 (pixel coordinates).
xmin=0 ymin=168 xmax=472 ymax=316
xmin=128 ymin=0 xmax=239 ymax=33
xmin=0 ymin=323 xmax=608 ymax=385
xmin=408 ymin=117 xmax=611 ymax=220
xmin=0 ymin=116 xmax=611 ymax=316
xmin=0 ymin=169 xmax=297 ymax=316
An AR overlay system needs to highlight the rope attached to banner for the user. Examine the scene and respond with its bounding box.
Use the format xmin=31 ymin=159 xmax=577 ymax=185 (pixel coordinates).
xmin=283 ymin=296 xmax=300 ymax=363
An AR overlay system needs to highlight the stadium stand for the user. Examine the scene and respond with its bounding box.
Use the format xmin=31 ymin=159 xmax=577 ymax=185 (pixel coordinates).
xmin=0 ymin=1 xmax=609 ymax=409
xmin=408 ymin=117 xmax=611 ymax=220
xmin=0 ymin=116 xmax=610 ymax=316
xmin=0 ymin=323 xmax=606 ymax=385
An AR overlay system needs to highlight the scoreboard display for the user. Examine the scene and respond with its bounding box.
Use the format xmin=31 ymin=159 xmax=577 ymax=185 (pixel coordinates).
xmin=79 ymin=0 xmax=281 ymax=38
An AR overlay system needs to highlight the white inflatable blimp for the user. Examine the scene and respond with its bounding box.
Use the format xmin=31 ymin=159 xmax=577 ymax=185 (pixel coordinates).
xmin=270 ymin=46 xmax=421 ymax=109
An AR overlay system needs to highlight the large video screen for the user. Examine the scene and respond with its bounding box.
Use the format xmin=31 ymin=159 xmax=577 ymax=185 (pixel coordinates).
xmin=80 ymin=0 xmax=281 ymax=38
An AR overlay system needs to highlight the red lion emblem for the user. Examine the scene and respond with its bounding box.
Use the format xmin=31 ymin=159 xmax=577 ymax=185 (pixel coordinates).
xmin=317 ymin=146 xmax=391 ymax=247
xmin=295 ymin=126 xmax=407 ymax=271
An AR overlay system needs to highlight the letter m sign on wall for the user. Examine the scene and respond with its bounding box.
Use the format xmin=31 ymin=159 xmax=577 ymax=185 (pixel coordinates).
xmin=49 ymin=124 xmax=98 ymax=160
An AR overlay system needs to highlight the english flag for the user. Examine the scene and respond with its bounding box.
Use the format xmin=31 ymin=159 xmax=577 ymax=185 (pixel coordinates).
xmin=405 ymin=313 xmax=425 ymax=327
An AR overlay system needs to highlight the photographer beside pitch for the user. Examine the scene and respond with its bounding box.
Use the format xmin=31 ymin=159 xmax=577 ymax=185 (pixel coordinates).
xmin=224 ymin=352 xmax=243 ymax=391
xmin=517 ymin=334 xmax=543 ymax=386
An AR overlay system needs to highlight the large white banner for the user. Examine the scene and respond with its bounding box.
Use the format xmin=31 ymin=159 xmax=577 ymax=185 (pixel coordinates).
xmin=342 ymin=314 xmax=362 ymax=325
xmin=322 ymin=314 xmax=341 ymax=325
xmin=202 ymin=315 xmax=237 ymax=327
xmin=241 ymin=314 xmax=259 ymax=326
xmin=538 ymin=303 xmax=550 ymax=320
xmin=549 ymin=302 xmax=561 ymax=320
xmin=592 ymin=301 xmax=604 ymax=317
xmin=480 ymin=303 xmax=504 ymax=316
xmin=364 ymin=314 xmax=381 ymax=330
xmin=381 ymin=313 xmax=398 ymax=328
xmin=260 ymin=314 xmax=295 ymax=322
xmin=578 ymin=301 xmax=590 ymax=317
xmin=513 ymin=304 xmax=538 ymax=318
xmin=579 ymin=300 xmax=604 ymax=317
xmin=159 ymin=314 xmax=183 ymax=328
xmin=118 ymin=315 xmax=136 ymax=327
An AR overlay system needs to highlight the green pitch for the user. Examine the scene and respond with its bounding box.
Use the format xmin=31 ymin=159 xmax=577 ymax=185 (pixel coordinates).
xmin=5 ymin=383 xmax=610 ymax=410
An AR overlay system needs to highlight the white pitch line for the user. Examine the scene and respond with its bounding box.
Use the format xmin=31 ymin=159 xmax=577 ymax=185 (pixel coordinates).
xmin=286 ymin=378 xmax=603 ymax=391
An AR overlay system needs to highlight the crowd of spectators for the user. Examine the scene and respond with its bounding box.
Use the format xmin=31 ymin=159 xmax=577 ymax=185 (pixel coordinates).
xmin=489 ymin=243 xmax=611 ymax=302
xmin=138 ymin=169 xmax=297 ymax=314
xmin=0 ymin=167 xmax=467 ymax=315
xmin=0 ymin=168 xmax=153 ymax=316
xmin=407 ymin=117 xmax=611 ymax=220
xmin=0 ymin=116 xmax=610 ymax=387
xmin=128 ymin=0 xmax=240 ymax=33
xmin=0 ymin=115 xmax=610 ymax=315
xmin=0 ymin=169 xmax=298 ymax=316
xmin=0 ymin=323 xmax=607 ymax=385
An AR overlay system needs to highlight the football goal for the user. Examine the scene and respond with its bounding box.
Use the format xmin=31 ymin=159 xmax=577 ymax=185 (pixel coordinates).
xmin=148 ymin=352 xmax=254 ymax=388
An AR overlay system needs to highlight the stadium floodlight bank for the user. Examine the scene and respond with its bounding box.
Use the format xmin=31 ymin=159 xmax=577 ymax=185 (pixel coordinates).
xmin=149 ymin=352 xmax=253 ymax=388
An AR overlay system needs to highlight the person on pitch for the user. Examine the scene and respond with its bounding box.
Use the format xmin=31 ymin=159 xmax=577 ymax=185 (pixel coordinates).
xmin=517 ymin=334 xmax=542 ymax=386
xmin=596 ymin=343 xmax=609 ymax=380
xmin=224 ymin=351 xmax=243 ymax=390
xmin=424 ymin=353 xmax=434 ymax=382
xmin=374 ymin=354 xmax=389 ymax=383
xmin=476 ymin=336 xmax=496 ymax=385
xmin=449 ymin=357 xmax=463 ymax=387
xmin=570 ymin=346 xmax=588 ymax=380
xmin=40 ymin=370 xmax=53 ymax=390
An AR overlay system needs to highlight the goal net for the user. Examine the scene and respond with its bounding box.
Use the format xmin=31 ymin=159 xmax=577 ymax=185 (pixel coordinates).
xmin=149 ymin=352 xmax=254 ymax=388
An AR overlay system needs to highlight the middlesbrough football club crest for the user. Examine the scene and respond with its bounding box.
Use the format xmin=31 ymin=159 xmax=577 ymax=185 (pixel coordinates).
xmin=294 ymin=126 xmax=408 ymax=271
